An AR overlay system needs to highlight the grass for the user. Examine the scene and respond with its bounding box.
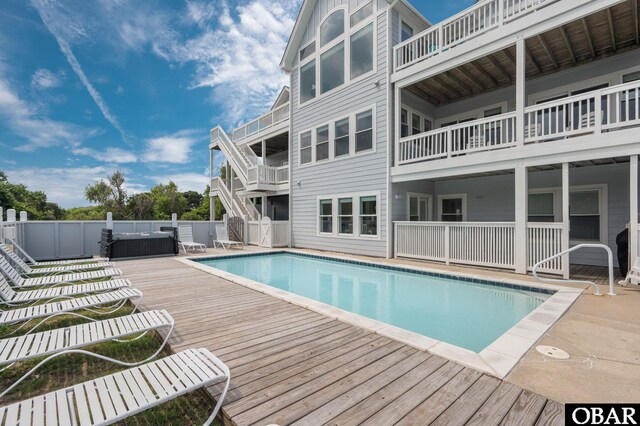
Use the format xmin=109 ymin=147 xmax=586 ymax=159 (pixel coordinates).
xmin=0 ymin=305 xmax=221 ymax=425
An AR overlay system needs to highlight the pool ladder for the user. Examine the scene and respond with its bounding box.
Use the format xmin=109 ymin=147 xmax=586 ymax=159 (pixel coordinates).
xmin=532 ymin=243 xmax=616 ymax=296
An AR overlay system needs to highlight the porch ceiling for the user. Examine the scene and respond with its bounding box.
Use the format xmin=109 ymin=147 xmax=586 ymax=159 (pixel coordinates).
xmin=407 ymin=0 xmax=640 ymax=106
xmin=429 ymin=157 xmax=631 ymax=181
xmin=249 ymin=132 xmax=289 ymax=156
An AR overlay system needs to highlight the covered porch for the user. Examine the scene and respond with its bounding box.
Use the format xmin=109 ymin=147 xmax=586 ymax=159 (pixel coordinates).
xmin=392 ymin=157 xmax=639 ymax=276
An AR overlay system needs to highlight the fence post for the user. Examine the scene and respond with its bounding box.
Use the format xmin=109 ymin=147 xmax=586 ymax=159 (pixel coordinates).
xmin=0 ymin=207 xmax=3 ymax=242
xmin=106 ymin=212 xmax=113 ymax=230
xmin=171 ymin=213 xmax=178 ymax=228
xmin=223 ymin=214 xmax=228 ymax=229
xmin=243 ymin=215 xmax=248 ymax=245
xmin=444 ymin=225 xmax=451 ymax=265
xmin=19 ymin=211 xmax=27 ymax=222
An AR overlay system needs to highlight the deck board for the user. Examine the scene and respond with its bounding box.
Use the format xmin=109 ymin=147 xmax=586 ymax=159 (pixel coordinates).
xmin=115 ymin=256 xmax=563 ymax=425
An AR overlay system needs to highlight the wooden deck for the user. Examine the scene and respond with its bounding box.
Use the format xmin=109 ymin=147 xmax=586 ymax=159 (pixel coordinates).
xmin=115 ymin=255 xmax=565 ymax=426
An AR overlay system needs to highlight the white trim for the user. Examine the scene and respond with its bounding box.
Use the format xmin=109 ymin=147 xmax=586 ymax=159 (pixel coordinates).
xmin=406 ymin=192 xmax=433 ymax=221
xmin=297 ymin=104 xmax=377 ymax=168
xmin=437 ymin=193 xmax=467 ymax=222
xmin=316 ymin=191 xmax=381 ymax=240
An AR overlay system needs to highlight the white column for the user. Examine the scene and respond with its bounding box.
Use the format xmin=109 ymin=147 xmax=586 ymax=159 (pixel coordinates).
xmin=261 ymin=140 xmax=266 ymax=165
xmin=516 ymin=38 xmax=526 ymax=147
xmin=631 ymin=155 xmax=638 ymax=264
xmin=515 ymin=164 xmax=528 ymax=274
xmin=106 ymin=212 xmax=113 ymax=230
xmin=262 ymin=196 xmax=268 ymax=219
xmin=394 ymin=85 xmax=401 ymax=166
xmin=562 ymin=163 xmax=570 ymax=279
xmin=210 ymin=197 xmax=215 ymax=221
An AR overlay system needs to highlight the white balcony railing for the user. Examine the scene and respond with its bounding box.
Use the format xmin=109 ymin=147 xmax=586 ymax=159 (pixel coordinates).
xmin=394 ymin=221 xmax=565 ymax=274
xmin=394 ymin=0 xmax=558 ymax=71
xmin=397 ymin=113 xmax=516 ymax=165
xmin=247 ymin=165 xmax=289 ymax=186
xmin=396 ymin=80 xmax=640 ymax=166
xmin=232 ymin=102 xmax=290 ymax=142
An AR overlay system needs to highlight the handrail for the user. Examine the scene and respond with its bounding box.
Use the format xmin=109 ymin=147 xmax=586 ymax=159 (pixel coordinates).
xmin=232 ymin=102 xmax=290 ymax=142
xmin=532 ymin=243 xmax=616 ymax=296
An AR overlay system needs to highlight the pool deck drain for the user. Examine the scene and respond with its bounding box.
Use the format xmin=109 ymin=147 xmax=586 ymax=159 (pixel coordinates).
xmin=536 ymin=345 xmax=571 ymax=359
xmin=115 ymin=252 xmax=564 ymax=426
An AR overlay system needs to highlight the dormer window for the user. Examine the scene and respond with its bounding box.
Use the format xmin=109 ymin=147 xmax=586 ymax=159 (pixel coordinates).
xmin=320 ymin=10 xmax=345 ymax=47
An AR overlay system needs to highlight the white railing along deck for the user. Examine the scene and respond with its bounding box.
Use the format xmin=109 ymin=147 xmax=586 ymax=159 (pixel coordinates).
xmin=394 ymin=0 xmax=557 ymax=71
xmin=232 ymin=103 xmax=290 ymax=142
xmin=394 ymin=221 xmax=565 ymax=274
xmin=396 ymin=80 xmax=640 ymax=166
xmin=247 ymin=165 xmax=289 ymax=186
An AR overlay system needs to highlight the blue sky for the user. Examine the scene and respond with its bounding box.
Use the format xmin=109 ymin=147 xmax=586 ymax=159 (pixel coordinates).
xmin=0 ymin=0 xmax=474 ymax=208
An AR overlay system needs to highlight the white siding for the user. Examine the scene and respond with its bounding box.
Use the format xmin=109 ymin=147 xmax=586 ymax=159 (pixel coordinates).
xmin=290 ymin=10 xmax=390 ymax=257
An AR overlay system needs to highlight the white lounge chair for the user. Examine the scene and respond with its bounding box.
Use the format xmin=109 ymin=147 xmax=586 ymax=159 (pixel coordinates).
xmin=620 ymin=257 xmax=640 ymax=286
xmin=0 ymin=244 xmax=114 ymax=275
xmin=178 ymin=225 xmax=207 ymax=253
xmin=0 ymin=348 xmax=230 ymax=426
xmin=0 ymin=310 xmax=175 ymax=398
xmin=213 ymin=224 xmax=244 ymax=250
xmin=8 ymin=239 xmax=110 ymax=265
xmin=0 ymin=288 xmax=142 ymax=326
xmin=0 ymin=257 xmax=122 ymax=288
xmin=0 ymin=275 xmax=131 ymax=305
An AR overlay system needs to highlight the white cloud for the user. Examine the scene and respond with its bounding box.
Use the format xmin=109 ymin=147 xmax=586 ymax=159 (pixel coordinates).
xmin=0 ymin=77 xmax=89 ymax=151
xmin=149 ymin=0 xmax=298 ymax=127
xmin=6 ymin=166 xmax=114 ymax=207
xmin=73 ymin=146 xmax=138 ymax=164
xmin=31 ymin=68 xmax=64 ymax=90
xmin=31 ymin=0 xmax=128 ymax=142
xmin=142 ymin=129 xmax=204 ymax=164
xmin=148 ymin=172 xmax=210 ymax=192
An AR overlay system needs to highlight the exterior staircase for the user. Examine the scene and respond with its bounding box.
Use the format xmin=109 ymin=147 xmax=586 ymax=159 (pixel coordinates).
xmin=210 ymin=176 xmax=259 ymax=220
xmin=210 ymin=126 xmax=259 ymax=187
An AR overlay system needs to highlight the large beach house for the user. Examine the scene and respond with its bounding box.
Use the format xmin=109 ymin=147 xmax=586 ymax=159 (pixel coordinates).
xmin=209 ymin=0 xmax=640 ymax=278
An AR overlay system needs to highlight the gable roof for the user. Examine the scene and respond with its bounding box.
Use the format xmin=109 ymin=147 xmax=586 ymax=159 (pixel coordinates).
xmin=280 ymin=0 xmax=430 ymax=72
xmin=271 ymin=86 xmax=290 ymax=110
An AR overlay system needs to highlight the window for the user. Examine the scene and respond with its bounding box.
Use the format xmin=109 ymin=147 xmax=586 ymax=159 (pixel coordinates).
xmin=623 ymin=70 xmax=640 ymax=83
xmin=300 ymin=6 xmax=375 ymax=106
xmin=350 ymin=23 xmax=374 ymax=79
xmin=360 ymin=196 xmax=377 ymax=236
xmin=320 ymin=10 xmax=345 ymax=47
xmin=319 ymin=199 xmax=333 ymax=233
xmin=316 ymin=125 xmax=329 ymax=161
xmin=334 ymin=118 xmax=350 ymax=157
xmin=298 ymin=105 xmax=375 ymax=165
xmin=570 ymin=190 xmax=601 ymax=241
xmin=400 ymin=108 xmax=409 ymax=138
xmin=317 ymin=192 xmax=379 ymax=238
xmin=411 ymin=113 xmax=421 ymax=135
xmin=401 ymin=21 xmax=413 ymax=42
xmin=408 ymin=193 xmax=430 ymax=221
xmin=355 ymin=110 xmax=373 ymax=152
xmin=338 ymin=198 xmax=353 ymax=234
xmin=350 ymin=2 xmax=373 ymax=26
xmin=300 ymin=131 xmax=312 ymax=164
xmin=484 ymin=106 xmax=502 ymax=117
xmin=300 ymin=60 xmax=316 ymax=103
xmin=300 ymin=42 xmax=316 ymax=61
xmin=423 ymin=118 xmax=432 ymax=132
xmin=528 ymin=193 xmax=555 ymax=222
xmin=320 ymin=42 xmax=345 ymax=94
xmin=439 ymin=195 xmax=466 ymax=221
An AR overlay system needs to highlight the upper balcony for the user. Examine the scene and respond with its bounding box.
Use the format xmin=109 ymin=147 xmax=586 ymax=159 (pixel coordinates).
xmin=393 ymin=79 xmax=640 ymax=179
xmin=394 ymin=0 xmax=560 ymax=73
xmin=231 ymin=102 xmax=290 ymax=144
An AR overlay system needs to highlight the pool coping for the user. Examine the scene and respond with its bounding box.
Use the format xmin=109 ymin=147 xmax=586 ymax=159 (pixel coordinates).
xmin=176 ymin=249 xmax=583 ymax=379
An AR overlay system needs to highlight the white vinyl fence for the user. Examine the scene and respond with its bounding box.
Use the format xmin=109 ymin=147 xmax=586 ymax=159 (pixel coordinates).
xmin=394 ymin=221 xmax=566 ymax=275
xmin=246 ymin=218 xmax=290 ymax=248
xmin=0 ymin=208 xmax=223 ymax=260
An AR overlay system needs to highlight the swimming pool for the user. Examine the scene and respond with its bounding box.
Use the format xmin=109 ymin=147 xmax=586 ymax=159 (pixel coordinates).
xmin=194 ymin=252 xmax=553 ymax=352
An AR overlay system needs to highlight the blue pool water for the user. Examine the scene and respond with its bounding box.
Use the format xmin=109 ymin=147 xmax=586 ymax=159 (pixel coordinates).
xmin=196 ymin=253 xmax=551 ymax=352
